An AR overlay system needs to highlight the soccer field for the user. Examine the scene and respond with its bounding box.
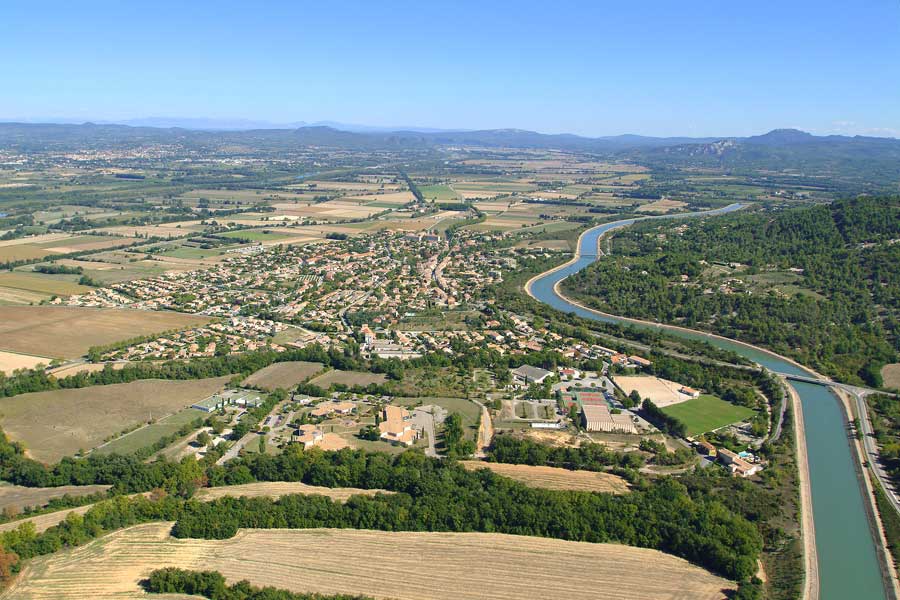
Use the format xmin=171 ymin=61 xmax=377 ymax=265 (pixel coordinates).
xmin=660 ymin=394 xmax=755 ymax=437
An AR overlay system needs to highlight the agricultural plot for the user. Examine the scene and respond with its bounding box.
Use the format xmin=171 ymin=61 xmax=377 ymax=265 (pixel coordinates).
xmin=0 ymin=483 xmax=109 ymax=514
xmin=343 ymin=191 xmax=414 ymax=205
xmin=660 ymin=395 xmax=755 ymax=437
xmin=92 ymin=408 xmax=207 ymax=456
xmin=0 ymin=350 xmax=50 ymax=375
xmin=613 ymin=375 xmax=693 ymax=408
xmin=636 ymin=199 xmax=688 ymax=213
xmin=418 ymin=184 xmax=460 ymax=201
xmin=242 ymin=361 xmax=324 ymax=390
xmin=462 ymin=461 xmax=630 ymax=494
xmin=35 ymin=235 xmax=140 ymax=254
xmin=309 ymin=369 xmax=387 ymax=388
xmin=0 ymin=272 xmax=93 ymax=296
xmin=216 ymin=229 xmax=293 ymax=242
xmin=195 ymin=482 xmax=388 ymax=502
xmin=0 ymin=376 xmax=230 ymax=462
xmin=1 ymin=523 xmax=735 ymax=600
xmin=0 ymin=306 xmax=211 ymax=358
xmin=882 ymin=363 xmax=900 ymax=389
xmin=0 ymin=244 xmax=54 ymax=262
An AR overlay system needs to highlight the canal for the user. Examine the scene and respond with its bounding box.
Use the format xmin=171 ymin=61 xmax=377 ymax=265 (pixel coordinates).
xmin=526 ymin=206 xmax=886 ymax=599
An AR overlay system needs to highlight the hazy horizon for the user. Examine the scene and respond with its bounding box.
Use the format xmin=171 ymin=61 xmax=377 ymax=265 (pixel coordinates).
xmin=2 ymin=1 xmax=899 ymax=138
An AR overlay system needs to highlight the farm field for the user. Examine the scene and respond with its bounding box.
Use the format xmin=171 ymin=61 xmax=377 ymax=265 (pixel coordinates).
xmin=661 ymin=395 xmax=756 ymax=437
xmin=308 ymin=369 xmax=387 ymax=388
xmin=195 ymin=482 xmax=388 ymax=502
xmin=461 ymin=461 xmax=629 ymax=494
xmin=418 ymin=184 xmax=460 ymax=201
xmin=216 ymin=229 xmax=293 ymax=242
xmin=0 ymin=376 xmax=230 ymax=462
xmin=1 ymin=523 xmax=735 ymax=600
xmin=92 ymin=407 xmax=207 ymax=456
xmin=0 ymin=272 xmax=93 ymax=296
xmin=242 ymin=361 xmax=324 ymax=390
xmin=613 ymin=375 xmax=693 ymax=407
xmin=636 ymin=199 xmax=688 ymax=213
xmin=0 ymin=306 xmax=211 ymax=358
xmin=0 ymin=483 xmax=109 ymax=513
xmin=0 ymin=350 xmax=50 ymax=375
xmin=882 ymin=363 xmax=900 ymax=389
xmin=0 ymin=244 xmax=54 ymax=262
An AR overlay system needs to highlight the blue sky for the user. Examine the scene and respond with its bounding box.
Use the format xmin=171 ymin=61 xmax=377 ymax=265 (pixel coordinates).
xmin=2 ymin=0 xmax=899 ymax=137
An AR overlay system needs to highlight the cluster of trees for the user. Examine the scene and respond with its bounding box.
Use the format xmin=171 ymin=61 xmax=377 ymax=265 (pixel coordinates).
xmin=33 ymin=264 xmax=83 ymax=275
xmin=564 ymin=197 xmax=900 ymax=385
xmin=0 ymin=446 xmax=764 ymax=583
xmin=486 ymin=434 xmax=644 ymax=471
xmin=441 ymin=413 xmax=474 ymax=458
xmin=144 ymin=568 xmax=371 ymax=600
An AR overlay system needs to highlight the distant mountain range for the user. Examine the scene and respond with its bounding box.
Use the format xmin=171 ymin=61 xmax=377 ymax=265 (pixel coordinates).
xmin=0 ymin=122 xmax=898 ymax=183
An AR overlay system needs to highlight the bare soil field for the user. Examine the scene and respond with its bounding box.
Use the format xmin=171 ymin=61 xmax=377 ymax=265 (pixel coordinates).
xmin=309 ymin=369 xmax=387 ymax=388
xmin=344 ymin=191 xmax=414 ymax=204
xmin=46 ymin=361 xmax=127 ymax=378
xmin=242 ymin=361 xmax=324 ymax=390
xmin=612 ymin=375 xmax=692 ymax=407
xmin=0 ymin=351 xmax=50 ymax=375
xmin=195 ymin=482 xmax=388 ymax=502
xmin=461 ymin=461 xmax=629 ymax=494
xmin=0 ymin=483 xmax=110 ymax=514
xmin=2 ymin=523 xmax=735 ymax=600
xmin=0 ymin=376 xmax=230 ymax=462
xmin=42 ymin=237 xmax=139 ymax=253
xmin=0 ymin=306 xmax=210 ymax=358
xmin=882 ymin=363 xmax=900 ymax=389
xmin=636 ymin=199 xmax=688 ymax=213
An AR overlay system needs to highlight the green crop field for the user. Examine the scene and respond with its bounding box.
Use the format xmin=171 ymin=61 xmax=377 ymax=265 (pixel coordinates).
xmin=660 ymin=395 xmax=755 ymax=437
xmin=93 ymin=407 xmax=207 ymax=456
xmin=419 ymin=184 xmax=460 ymax=201
xmin=218 ymin=229 xmax=291 ymax=242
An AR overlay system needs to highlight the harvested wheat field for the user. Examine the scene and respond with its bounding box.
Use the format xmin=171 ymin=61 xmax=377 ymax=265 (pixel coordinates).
xmin=636 ymin=199 xmax=688 ymax=213
xmin=242 ymin=361 xmax=324 ymax=390
xmin=2 ymin=523 xmax=735 ymax=600
xmin=195 ymin=482 xmax=388 ymax=502
xmin=0 ymin=306 xmax=211 ymax=358
xmin=0 ymin=503 xmax=97 ymax=535
xmin=0 ymin=351 xmax=50 ymax=375
xmin=462 ymin=461 xmax=630 ymax=494
xmin=0 ymin=483 xmax=109 ymax=513
xmin=0 ymin=376 xmax=230 ymax=462
xmin=0 ymin=483 xmax=375 ymax=535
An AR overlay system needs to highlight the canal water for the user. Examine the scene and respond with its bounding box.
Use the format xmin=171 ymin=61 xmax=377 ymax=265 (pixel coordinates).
xmin=527 ymin=207 xmax=886 ymax=599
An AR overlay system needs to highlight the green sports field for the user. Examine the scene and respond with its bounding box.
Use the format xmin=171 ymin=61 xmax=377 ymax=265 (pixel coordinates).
xmin=660 ymin=395 xmax=755 ymax=437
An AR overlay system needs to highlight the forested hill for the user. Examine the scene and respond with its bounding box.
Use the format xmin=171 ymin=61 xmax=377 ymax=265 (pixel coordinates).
xmin=563 ymin=197 xmax=900 ymax=385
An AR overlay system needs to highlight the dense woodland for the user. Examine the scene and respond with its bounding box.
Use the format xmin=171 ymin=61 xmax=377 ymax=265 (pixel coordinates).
xmin=564 ymin=197 xmax=900 ymax=385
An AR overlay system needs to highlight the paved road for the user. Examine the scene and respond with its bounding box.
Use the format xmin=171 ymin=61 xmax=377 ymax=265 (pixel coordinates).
xmin=848 ymin=389 xmax=900 ymax=515
xmin=412 ymin=406 xmax=439 ymax=458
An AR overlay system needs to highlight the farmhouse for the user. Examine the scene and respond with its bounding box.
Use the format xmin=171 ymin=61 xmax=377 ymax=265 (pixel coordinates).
xmin=378 ymin=405 xmax=418 ymax=446
xmin=511 ymin=364 xmax=552 ymax=385
xmin=294 ymin=424 xmax=325 ymax=449
xmin=717 ymin=448 xmax=761 ymax=477
xmin=581 ymin=404 xmax=637 ymax=434
xmin=628 ymin=355 xmax=652 ymax=368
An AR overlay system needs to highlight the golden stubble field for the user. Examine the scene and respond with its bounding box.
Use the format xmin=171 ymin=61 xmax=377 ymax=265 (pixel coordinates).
xmin=0 ymin=306 xmax=211 ymax=358
xmin=3 ymin=523 xmax=735 ymax=600
xmin=461 ymin=461 xmax=630 ymax=494
xmin=0 ymin=376 xmax=230 ymax=462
